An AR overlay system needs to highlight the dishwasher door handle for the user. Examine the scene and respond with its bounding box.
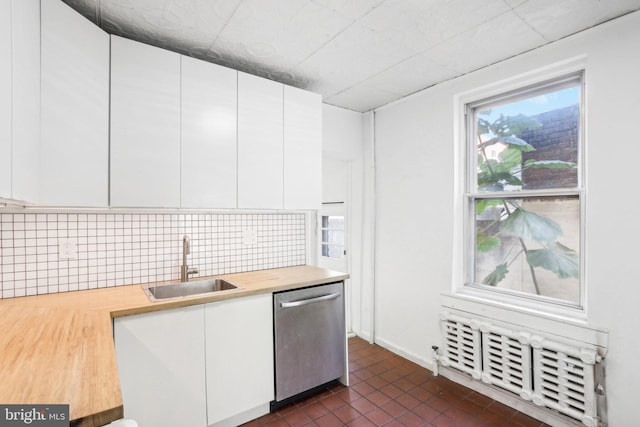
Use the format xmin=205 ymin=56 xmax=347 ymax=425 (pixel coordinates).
xmin=280 ymin=293 xmax=340 ymax=308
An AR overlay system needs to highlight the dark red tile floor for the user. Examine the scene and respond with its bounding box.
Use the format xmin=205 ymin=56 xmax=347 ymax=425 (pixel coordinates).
xmin=243 ymin=337 xmax=551 ymax=427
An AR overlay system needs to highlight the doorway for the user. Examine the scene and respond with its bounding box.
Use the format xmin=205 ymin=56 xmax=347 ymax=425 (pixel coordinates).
xmin=318 ymin=203 xmax=347 ymax=272
xmin=318 ymin=202 xmax=351 ymax=332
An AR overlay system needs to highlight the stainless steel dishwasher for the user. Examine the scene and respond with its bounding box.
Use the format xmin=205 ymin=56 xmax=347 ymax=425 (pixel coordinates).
xmin=272 ymin=281 xmax=346 ymax=408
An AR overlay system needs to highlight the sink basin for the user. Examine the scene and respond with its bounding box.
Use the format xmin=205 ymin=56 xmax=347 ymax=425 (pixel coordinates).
xmin=143 ymin=279 xmax=238 ymax=302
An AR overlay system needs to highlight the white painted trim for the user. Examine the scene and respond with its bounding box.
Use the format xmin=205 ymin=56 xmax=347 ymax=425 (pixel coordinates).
xmin=0 ymin=206 xmax=313 ymax=214
xmin=360 ymin=111 xmax=376 ymax=344
xmin=306 ymin=211 xmax=317 ymax=267
xmin=370 ymin=111 xmax=377 ymax=345
xmin=355 ymin=331 xmax=372 ymax=343
xmin=373 ymin=336 xmax=435 ymax=372
xmin=451 ymin=55 xmax=590 ymax=319
xmin=453 ymin=55 xmax=588 ymax=108
xmin=341 ymin=319 xmax=350 ymax=386
xmin=440 ymin=294 xmax=609 ymax=349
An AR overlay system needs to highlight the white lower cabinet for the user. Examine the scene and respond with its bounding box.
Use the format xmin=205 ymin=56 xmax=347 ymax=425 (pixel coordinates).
xmin=114 ymin=294 xmax=274 ymax=427
xmin=205 ymin=293 xmax=274 ymax=426
xmin=114 ymin=305 xmax=207 ymax=427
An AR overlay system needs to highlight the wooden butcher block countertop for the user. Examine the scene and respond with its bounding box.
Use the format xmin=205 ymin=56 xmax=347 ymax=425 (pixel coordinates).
xmin=0 ymin=266 xmax=348 ymax=427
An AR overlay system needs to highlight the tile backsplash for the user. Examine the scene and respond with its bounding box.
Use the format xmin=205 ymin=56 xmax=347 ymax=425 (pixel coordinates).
xmin=0 ymin=212 xmax=307 ymax=299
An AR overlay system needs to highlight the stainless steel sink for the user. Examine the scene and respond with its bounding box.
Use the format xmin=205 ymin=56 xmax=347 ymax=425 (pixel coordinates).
xmin=143 ymin=278 xmax=238 ymax=302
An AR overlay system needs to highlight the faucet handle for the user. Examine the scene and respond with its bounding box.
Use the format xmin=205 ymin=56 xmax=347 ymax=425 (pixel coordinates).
xmin=187 ymin=267 xmax=198 ymax=277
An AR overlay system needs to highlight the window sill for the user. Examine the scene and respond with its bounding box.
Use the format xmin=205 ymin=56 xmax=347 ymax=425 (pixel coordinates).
xmin=450 ymin=285 xmax=587 ymax=322
xmin=441 ymin=289 xmax=607 ymax=347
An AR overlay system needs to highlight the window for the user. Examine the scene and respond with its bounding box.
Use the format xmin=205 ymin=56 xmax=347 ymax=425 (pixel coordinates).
xmin=321 ymin=215 xmax=345 ymax=260
xmin=465 ymin=73 xmax=584 ymax=308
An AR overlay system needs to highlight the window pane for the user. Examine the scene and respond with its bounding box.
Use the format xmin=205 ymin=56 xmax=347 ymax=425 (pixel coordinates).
xmin=474 ymin=196 xmax=580 ymax=304
xmin=321 ymin=215 xmax=345 ymax=260
xmin=322 ymin=230 xmax=344 ymax=245
xmin=322 ymin=244 xmax=344 ymax=259
xmin=322 ymin=216 xmax=344 ymax=229
xmin=476 ymin=84 xmax=579 ymax=192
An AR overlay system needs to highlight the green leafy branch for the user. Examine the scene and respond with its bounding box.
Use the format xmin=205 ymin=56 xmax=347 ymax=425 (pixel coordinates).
xmin=475 ymin=114 xmax=579 ymax=292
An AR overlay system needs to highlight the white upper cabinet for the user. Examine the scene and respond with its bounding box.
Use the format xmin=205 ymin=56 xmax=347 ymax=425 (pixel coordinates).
xmin=0 ymin=1 xmax=12 ymax=199
xmin=284 ymin=86 xmax=322 ymax=210
xmin=0 ymin=2 xmax=323 ymax=209
xmin=237 ymin=74 xmax=322 ymax=211
xmin=110 ymin=36 xmax=181 ymax=207
xmin=4 ymin=0 xmax=40 ymax=203
xmin=237 ymin=72 xmax=284 ymax=209
xmin=181 ymin=56 xmax=237 ymax=208
xmin=40 ymin=0 xmax=109 ymax=206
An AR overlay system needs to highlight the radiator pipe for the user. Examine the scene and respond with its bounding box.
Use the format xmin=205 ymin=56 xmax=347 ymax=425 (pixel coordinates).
xmin=431 ymin=345 xmax=441 ymax=376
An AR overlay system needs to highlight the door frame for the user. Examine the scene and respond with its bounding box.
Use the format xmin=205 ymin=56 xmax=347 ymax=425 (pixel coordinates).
xmin=317 ymin=202 xmax=351 ymax=333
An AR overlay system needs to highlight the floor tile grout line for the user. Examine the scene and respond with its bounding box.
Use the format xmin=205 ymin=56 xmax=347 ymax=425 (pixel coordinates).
xmin=244 ymin=336 xmax=550 ymax=427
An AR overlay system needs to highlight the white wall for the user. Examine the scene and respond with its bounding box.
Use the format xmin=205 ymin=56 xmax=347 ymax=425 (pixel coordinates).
xmin=374 ymin=79 xmax=455 ymax=364
xmin=373 ymin=11 xmax=640 ymax=425
xmin=323 ymin=104 xmax=364 ymax=161
xmin=321 ymin=104 xmax=375 ymax=340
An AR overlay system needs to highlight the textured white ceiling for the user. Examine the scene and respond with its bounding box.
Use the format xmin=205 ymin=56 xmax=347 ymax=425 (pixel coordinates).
xmin=62 ymin=0 xmax=640 ymax=112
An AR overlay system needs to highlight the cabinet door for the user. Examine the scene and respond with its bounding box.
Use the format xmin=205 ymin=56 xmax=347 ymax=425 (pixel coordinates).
xmin=114 ymin=305 xmax=207 ymax=427
xmin=181 ymin=56 xmax=237 ymax=208
xmin=237 ymin=72 xmax=283 ymax=209
xmin=110 ymin=36 xmax=181 ymax=207
xmin=0 ymin=0 xmax=11 ymax=198
xmin=10 ymin=0 xmax=39 ymax=203
xmin=40 ymin=0 xmax=109 ymax=206
xmin=205 ymin=294 xmax=273 ymax=425
xmin=284 ymin=86 xmax=322 ymax=210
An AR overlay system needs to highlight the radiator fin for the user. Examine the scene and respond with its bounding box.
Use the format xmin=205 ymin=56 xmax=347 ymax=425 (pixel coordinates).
xmin=439 ymin=313 xmax=481 ymax=379
xmin=532 ymin=339 xmax=598 ymax=426
xmin=480 ymin=324 xmax=532 ymax=400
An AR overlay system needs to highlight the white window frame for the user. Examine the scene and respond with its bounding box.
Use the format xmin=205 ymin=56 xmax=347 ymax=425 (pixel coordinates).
xmin=452 ymin=58 xmax=588 ymax=320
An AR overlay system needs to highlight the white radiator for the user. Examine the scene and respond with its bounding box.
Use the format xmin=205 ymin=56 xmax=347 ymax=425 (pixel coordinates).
xmin=439 ymin=311 xmax=603 ymax=427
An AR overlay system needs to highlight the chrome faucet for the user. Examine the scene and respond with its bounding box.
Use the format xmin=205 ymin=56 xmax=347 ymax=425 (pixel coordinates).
xmin=180 ymin=235 xmax=198 ymax=282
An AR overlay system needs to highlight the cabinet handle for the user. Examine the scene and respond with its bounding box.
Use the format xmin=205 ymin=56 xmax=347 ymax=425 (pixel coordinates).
xmin=280 ymin=293 xmax=340 ymax=308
